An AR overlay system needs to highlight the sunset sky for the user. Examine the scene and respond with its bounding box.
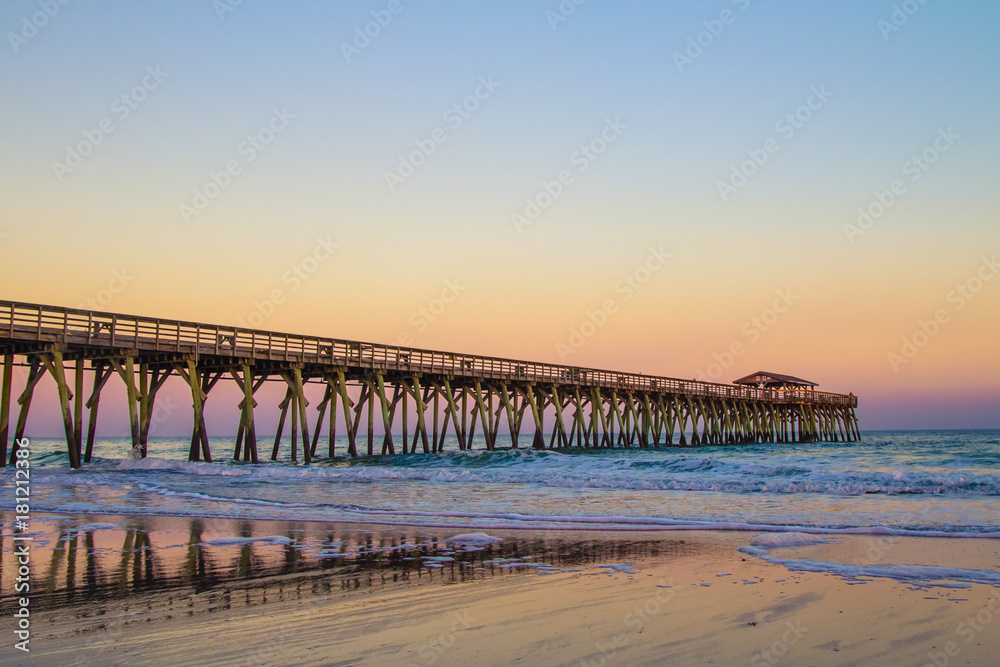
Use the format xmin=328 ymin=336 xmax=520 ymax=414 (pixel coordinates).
xmin=2 ymin=0 xmax=998 ymax=434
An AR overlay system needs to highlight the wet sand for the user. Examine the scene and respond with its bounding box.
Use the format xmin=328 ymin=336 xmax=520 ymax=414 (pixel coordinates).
xmin=2 ymin=513 xmax=998 ymax=666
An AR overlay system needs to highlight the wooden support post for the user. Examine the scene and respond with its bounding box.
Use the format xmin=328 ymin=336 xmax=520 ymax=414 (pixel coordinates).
xmin=41 ymin=350 xmax=82 ymax=469
xmin=327 ymin=378 xmax=338 ymax=458
xmin=241 ymin=363 xmax=258 ymax=463
xmin=351 ymin=383 xmax=368 ymax=450
xmin=499 ymin=382 xmax=517 ymax=449
xmin=335 ymin=371 xmax=358 ymax=457
xmin=610 ymin=391 xmax=625 ymax=448
xmin=524 ymin=385 xmax=545 ymax=450
xmin=137 ymin=362 xmax=149 ymax=457
xmin=294 ymin=368 xmax=310 ymax=464
xmin=137 ymin=366 xmax=172 ymax=457
xmin=414 ymin=377 xmax=430 ymax=454
xmin=673 ymin=396 xmax=688 ymax=446
xmin=272 ymin=388 xmax=292 ymax=461
xmin=437 ymin=385 xmax=451 ymax=451
xmin=431 ymin=386 xmax=440 ymax=452
xmin=290 ymin=392 xmax=299 ymax=463
xmin=376 ymin=374 xmax=395 ymax=455
xmin=589 ymin=389 xmax=600 ymax=448
xmin=467 ymin=388 xmax=479 ymax=448
xmin=110 ymin=357 xmax=141 ymax=455
xmin=84 ymin=363 xmax=112 ymax=463
xmin=73 ymin=359 xmax=84 ymax=462
xmin=550 ymin=386 xmax=568 ymax=448
xmin=442 ymin=379 xmax=465 ymax=451
xmin=11 ymin=359 xmax=44 ymax=463
xmin=473 ymin=381 xmax=493 ymax=451
xmin=310 ymin=385 xmax=332 ymax=458
xmin=572 ymin=388 xmax=586 ymax=448
xmin=367 ymin=379 xmax=375 ymax=456
xmin=461 ymin=388 xmax=468 ymax=449
xmin=0 ymin=353 xmax=12 ymax=466
xmin=178 ymin=361 xmax=212 ymax=462
xmin=401 ymin=384 xmax=408 ymax=454
xmin=234 ymin=411 xmax=246 ymax=461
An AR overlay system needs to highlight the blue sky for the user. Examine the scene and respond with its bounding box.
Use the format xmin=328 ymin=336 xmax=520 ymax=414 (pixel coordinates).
xmin=2 ymin=0 xmax=999 ymax=431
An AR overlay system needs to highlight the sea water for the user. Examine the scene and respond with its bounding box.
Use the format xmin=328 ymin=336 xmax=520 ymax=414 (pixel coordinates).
xmin=15 ymin=430 xmax=1000 ymax=537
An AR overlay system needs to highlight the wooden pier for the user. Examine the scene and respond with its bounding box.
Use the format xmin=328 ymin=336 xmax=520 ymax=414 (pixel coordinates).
xmin=0 ymin=300 xmax=860 ymax=468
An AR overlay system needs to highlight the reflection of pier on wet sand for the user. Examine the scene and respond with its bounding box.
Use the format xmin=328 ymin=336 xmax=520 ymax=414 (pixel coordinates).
xmin=1 ymin=513 xmax=699 ymax=637
xmin=6 ymin=514 xmax=998 ymax=667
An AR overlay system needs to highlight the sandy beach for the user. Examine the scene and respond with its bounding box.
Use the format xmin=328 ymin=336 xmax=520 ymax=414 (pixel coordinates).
xmin=3 ymin=513 xmax=998 ymax=666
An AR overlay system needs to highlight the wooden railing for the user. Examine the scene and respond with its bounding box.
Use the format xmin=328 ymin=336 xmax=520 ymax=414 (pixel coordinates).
xmin=0 ymin=300 xmax=857 ymax=408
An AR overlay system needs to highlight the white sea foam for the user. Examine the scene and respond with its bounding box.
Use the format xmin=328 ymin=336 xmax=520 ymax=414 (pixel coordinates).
xmin=595 ymin=563 xmax=636 ymax=574
xmin=72 ymin=523 xmax=117 ymax=532
xmin=445 ymin=532 xmax=503 ymax=545
xmin=204 ymin=536 xmax=294 ymax=546
xmin=22 ymin=432 xmax=1000 ymax=541
xmin=760 ymin=557 xmax=997 ymax=588
xmin=83 ymin=451 xmax=1000 ymax=497
xmin=750 ymin=532 xmax=827 ymax=548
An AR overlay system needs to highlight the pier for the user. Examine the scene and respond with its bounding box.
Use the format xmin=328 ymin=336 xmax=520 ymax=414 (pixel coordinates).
xmin=0 ymin=300 xmax=859 ymax=468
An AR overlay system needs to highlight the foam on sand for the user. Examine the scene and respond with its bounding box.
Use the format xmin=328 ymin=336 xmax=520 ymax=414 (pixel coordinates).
xmin=750 ymin=532 xmax=827 ymax=547
xmin=740 ymin=533 xmax=1000 ymax=588
xmin=445 ymin=532 xmax=503 ymax=545
xmin=204 ymin=536 xmax=294 ymax=546
xmin=72 ymin=523 xmax=118 ymax=532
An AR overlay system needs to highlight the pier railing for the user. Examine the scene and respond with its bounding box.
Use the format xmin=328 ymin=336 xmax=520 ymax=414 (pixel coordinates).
xmin=0 ymin=300 xmax=856 ymax=408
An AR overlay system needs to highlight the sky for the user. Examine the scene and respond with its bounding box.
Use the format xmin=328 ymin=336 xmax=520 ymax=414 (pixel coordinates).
xmin=1 ymin=0 xmax=998 ymax=435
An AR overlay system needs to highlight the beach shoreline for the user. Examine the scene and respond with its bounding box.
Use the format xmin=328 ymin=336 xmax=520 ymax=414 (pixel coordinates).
xmin=3 ymin=512 xmax=998 ymax=666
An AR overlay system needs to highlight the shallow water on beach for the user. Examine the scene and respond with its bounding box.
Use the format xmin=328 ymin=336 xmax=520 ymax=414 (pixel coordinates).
xmin=3 ymin=431 xmax=999 ymax=641
xmin=9 ymin=430 xmax=1000 ymax=536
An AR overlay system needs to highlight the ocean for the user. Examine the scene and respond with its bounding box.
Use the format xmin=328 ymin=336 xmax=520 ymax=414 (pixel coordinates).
xmin=21 ymin=430 xmax=1000 ymax=537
